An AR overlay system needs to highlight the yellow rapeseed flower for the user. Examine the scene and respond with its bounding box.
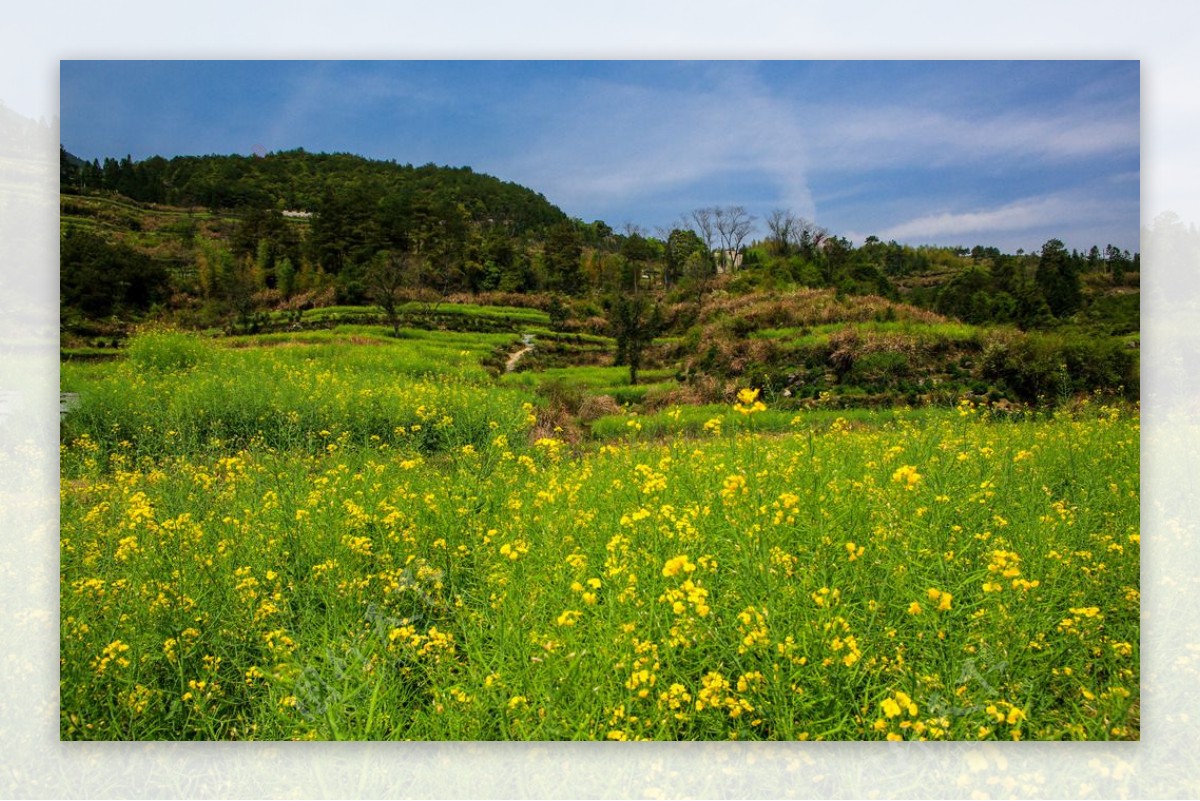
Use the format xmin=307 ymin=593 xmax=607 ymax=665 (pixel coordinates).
xmin=926 ymin=588 xmax=952 ymax=611
xmin=734 ymin=388 xmax=767 ymax=415
xmin=556 ymin=610 xmax=582 ymax=627
xmin=662 ymin=555 xmax=696 ymax=577
xmin=891 ymin=465 xmax=922 ymax=488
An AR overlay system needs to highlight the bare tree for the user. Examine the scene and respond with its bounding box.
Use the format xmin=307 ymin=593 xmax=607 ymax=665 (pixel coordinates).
xmin=713 ymin=205 xmax=756 ymax=273
xmin=689 ymin=207 xmax=718 ymax=257
xmin=766 ymin=209 xmax=799 ymax=257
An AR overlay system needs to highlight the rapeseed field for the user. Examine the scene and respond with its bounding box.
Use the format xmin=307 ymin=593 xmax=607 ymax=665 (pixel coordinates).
xmin=59 ymin=331 xmax=1139 ymax=740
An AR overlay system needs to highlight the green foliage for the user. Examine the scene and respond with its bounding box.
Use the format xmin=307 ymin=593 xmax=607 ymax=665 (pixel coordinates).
xmin=60 ymin=148 xmax=1138 ymax=364
xmin=1035 ymin=239 xmax=1084 ymax=318
xmin=981 ymin=333 xmax=1137 ymax=403
xmin=546 ymin=294 xmax=571 ymax=331
xmin=124 ymin=329 xmax=214 ymax=373
xmin=62 ymin=330 xmax=532 ymax=461
xmin=61 ymin=227 xmax=172 ymax=317
xmin=66 ymin=150 xmax=568 ymax=233
xmin=543 ymin=221 xmax=585 ymax=295
xmin=276 ymin=257 xmax=297 ymax=298
xmin=608 ymin=293 xmax=665 ymax=385
xmin=1072 ymin=292 xmax=1140 ymax=337
xmin=663 ymin=228 xmax=707 ymax=288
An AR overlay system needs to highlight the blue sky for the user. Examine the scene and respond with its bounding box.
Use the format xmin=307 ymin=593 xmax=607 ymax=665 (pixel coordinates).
xmin=60 ymin=60 xmax=1140 ymax=253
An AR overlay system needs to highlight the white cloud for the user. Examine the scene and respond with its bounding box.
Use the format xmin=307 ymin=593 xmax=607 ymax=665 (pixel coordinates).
xmin=264 ymin=63 xmax=442 ymax=153
xmin=803 ymin=104 xmax=1139 ymax=174
xmin=878 ymin=195 xmax=1074 ymax=239
xmin=494 ymin=66 xmax=816 ymax=224
xmin=857 ymin=187 xmax=1139 ymax=250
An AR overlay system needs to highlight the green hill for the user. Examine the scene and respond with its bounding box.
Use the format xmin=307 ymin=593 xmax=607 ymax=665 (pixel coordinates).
xmin=60 ymin=148 xmax=567 ymax=233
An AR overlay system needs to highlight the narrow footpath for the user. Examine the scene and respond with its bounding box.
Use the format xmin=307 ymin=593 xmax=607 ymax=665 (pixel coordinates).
xmin=504 ymin=333 xmax=535 ymax=373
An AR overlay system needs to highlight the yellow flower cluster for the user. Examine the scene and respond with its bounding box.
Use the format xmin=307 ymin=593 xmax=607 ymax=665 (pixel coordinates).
xmin=388 ymin=625 xmax=457 ymax=663
xmin=737 ymin=606 xmax=770 ymax=654
xmin=556 ymin=609 xmax=583 ymax=627
xmin=694 ymin=671 xmax=757 ymax=720
xmin=811 ymin=586 xmax=841 ymax=608
xmin=570 ymin=577 xmax=602 ymax=605
xmin=58 ymin=346 xmax=1139 ymax=740
xmin=92 ymin=640 xmax=130 ymax=675
xmin=499 ymin=539 xmax=529 ymax=560
xmin=719 ymin=474 xmax=747 ymax=501
xmin=891 ymin=464 xmax=922 ymax=489
xmin=926 ymin=587 xmax=953 ymax=612
xmin=872 ymin=690 xmax=953 ymax=740
xmin=823 ymin=616 xmax=862 ymax=668
xmin=658 ymin=579 xmax=711 ymax=618
xmin=623 ymin=641 xmax=660 ymax=700
xmin=661 ymin=555 xmax=696 ymax=578
xmin=657 ymin=682 xmax=693 ymax=721
xmin=733 ymin=388 xmax=767 ymax=415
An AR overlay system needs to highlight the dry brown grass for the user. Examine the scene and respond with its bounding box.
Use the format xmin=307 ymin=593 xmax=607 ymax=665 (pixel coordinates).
xmin=577 ymin=393 xmax=623 ymax=421
xmin=529 ymin=403 xmax=583 ymax=444
xmin=698 ymin=288 xmax=947 ymax=331
xmin=644 ymin=376 xmax=723 ymax=409
xmin=445 ymin=291 xmax=554 ymax=311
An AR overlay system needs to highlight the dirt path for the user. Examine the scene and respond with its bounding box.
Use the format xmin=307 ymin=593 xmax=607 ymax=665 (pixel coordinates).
xmin=504 ymin=333 xmax=535 ymax=373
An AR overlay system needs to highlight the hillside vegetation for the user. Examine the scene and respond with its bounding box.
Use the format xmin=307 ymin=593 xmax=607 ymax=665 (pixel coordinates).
xmin=60 ymin=147 xmax=1138 ymax=417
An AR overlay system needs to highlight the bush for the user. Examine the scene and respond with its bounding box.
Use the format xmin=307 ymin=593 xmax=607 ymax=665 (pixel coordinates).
xmin=981 ymin=333 xmax=1136 ymax=403
xmin=124 ymin=329 xmax=213 ymax=373
xmin=847 ymin=351 xmax=912 ymax=389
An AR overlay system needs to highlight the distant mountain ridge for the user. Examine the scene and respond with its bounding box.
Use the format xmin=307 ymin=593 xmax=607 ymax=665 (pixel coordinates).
xmin=59 ymin=148 xmax=569 ymax=235
xmin=2 ymin=102 xmax=53 ymax=158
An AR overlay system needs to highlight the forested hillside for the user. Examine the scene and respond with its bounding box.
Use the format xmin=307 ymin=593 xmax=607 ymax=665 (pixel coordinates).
xmin=59 ymin=147 xmax=1140 ymax=408
xmin=60 ymin=148 xmax=566 ymax=230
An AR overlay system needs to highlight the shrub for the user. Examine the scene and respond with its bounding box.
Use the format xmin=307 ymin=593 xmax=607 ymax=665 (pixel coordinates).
xmin=981 ymin=333 xmax=1136 ymax=403
xmin=124 ymin=329 xmax=213 ymax=373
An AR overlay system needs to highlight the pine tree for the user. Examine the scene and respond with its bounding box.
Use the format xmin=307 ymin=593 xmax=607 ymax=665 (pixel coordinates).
xmin=1035 ymin=239 xmax=1082 ymax=318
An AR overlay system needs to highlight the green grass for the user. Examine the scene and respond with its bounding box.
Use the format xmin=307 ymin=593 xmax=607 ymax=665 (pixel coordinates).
xmin=283 ymin=303 xmax=550 ymax=328
xmin=587 ymin=403 xmax=922 ymax=441
xmin=526 ymin=330 xmax=613 ymax=347
xmin=501 ymin=364 xmax=675 ymax=394
xmin=752 ymin=320 xmax=982 ymax=345
xmin=61 ymin=328 xmax=536 ymax=461
xmin=228 ymin=325 xmax=518 ymax=361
